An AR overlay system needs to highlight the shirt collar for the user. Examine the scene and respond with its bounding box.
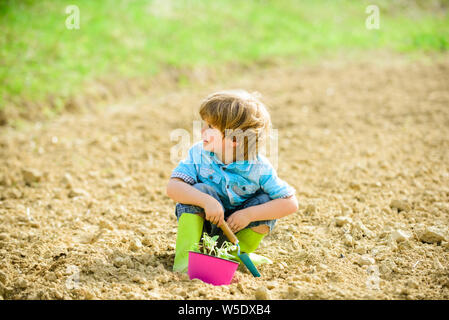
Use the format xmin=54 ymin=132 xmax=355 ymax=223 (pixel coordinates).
xmin=206 ymin=150 xmax=256 ymax=168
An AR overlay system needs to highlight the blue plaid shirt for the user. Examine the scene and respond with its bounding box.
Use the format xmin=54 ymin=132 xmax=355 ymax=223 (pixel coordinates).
xmin=170 ymin=141 xmax=296 ymax=210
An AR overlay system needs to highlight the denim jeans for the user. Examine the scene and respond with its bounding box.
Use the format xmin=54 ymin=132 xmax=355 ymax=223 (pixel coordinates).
xmin=175 ymin=183 xmax=276 ymax=239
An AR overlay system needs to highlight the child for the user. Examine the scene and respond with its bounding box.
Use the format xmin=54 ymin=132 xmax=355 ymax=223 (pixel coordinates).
xmin=166 ymin=90 xmax=298 ymax=273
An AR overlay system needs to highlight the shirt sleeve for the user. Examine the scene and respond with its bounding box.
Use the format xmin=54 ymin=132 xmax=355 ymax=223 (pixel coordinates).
xmin=259 ymin=162 xmax=296 ymax=199
xmin=170 ymin=144 xmax=199 ymax=185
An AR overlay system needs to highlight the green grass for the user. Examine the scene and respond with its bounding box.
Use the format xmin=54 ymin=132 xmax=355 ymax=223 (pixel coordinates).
xmin=1 ymin=0 xmax=448 ymax=121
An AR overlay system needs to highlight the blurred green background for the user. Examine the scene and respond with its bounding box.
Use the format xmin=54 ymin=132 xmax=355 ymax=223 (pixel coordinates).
xmin=1 ymin=0 xmax=448 ymax=126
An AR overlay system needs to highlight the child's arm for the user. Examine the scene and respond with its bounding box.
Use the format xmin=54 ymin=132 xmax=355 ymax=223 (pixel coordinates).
xmin=228 ymin=159 xmax=298 ymax=232
xmin=227 ymin=195 xmax=298 ymax=233
xmin=166 ymin=178 xmax=211 ymax=207
xmin=166 ymin=178 xmax=225 ymax=226
xmin=246 ymin=195 xmax=298 ymax=221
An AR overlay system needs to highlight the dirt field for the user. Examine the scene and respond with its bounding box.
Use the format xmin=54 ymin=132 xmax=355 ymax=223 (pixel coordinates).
xmin=1 ymin=54 xmax=448 ymax=300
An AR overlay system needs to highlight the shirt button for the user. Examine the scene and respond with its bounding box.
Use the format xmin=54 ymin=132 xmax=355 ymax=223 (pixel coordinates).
xmin=208 ymin=175 xmax=213 ymax=179
xmin=222 ymin=167 xmax=226 ymax=171
xmin=226 ymin=185 xmax=229 ymax=189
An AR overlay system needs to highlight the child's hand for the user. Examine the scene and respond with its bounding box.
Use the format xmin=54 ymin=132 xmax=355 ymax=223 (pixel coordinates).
xmin=203 ymin=197 xmax=225 ymax=226
xmin=227 ymin=209 xmax=251 ymax=233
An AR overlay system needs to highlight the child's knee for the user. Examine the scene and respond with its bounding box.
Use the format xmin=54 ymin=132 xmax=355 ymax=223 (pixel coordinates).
xmin=250 ymin=225 xmax=269 ymax=235
xmin=192 ymin=183 xmax=214 ymax=193
xmin=192 ymin=183 xmax=223 ymax=206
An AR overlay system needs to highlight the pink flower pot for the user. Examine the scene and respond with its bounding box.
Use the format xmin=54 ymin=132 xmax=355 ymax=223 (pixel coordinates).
xmin=188 ymin=251 xmax=239 ymax=286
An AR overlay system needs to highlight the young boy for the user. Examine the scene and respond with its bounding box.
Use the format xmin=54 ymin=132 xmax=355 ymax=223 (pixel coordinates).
xmin=166 ymin=90 xmax=298 ymax=273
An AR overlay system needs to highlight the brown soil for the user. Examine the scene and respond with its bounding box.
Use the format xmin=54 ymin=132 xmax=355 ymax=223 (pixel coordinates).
xmin=1 ymin=54 xmax=448 ymax=300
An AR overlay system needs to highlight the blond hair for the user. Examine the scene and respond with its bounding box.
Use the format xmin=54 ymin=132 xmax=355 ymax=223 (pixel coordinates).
xmin=199 ymin=89 xmax=271 ymax=161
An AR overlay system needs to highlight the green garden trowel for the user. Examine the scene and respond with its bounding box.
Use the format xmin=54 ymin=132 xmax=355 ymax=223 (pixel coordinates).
xmin=220 ymin=222 xmax=261 ymax=277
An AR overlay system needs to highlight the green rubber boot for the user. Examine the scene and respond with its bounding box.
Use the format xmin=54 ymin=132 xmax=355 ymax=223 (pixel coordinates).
xmin=236 ymin=228 xmax=265 ymax=253
xmin=173 ymin=213 xmax=204 ymax=273
xmin=231 ymin=228 xmax=272 ymax=266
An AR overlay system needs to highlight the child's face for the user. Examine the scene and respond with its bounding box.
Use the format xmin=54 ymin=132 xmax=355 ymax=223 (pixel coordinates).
xmin=201 ymin=120 xmax=235 ymax=161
